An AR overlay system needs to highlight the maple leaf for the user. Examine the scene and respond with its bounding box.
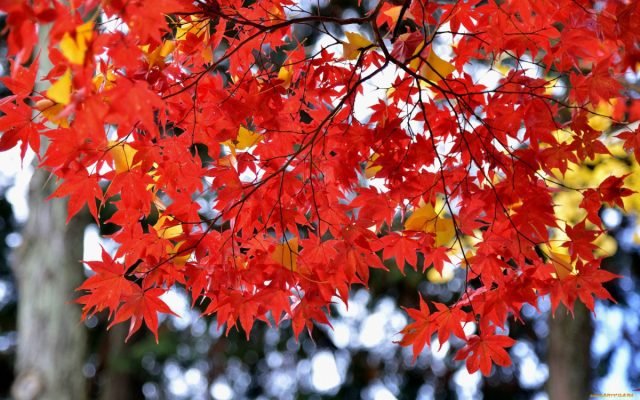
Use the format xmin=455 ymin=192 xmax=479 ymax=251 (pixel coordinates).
xmin=76 ymin=248 xmax=137 ymax=319
xmin=342 ymin=32 xmax=374 ymax=60
xmin=583 ymin=59 xmax=623 ymax=104
xmin=204 ymin=292 xmax=263 ymax=339
xmin=431 ymin=302 xmax=468 ymax=348
xmin=423 ymin=246 xmax=451 ymax=275
xmin=398 ymin=296 xmax=435 ymax=361
xmin=141 ymin=40 xmax=177 ymax=68
xmin=48 ymin=170 xmax=104 ymax=222
xmin=390 ymin=32 xmax=423 ymax=63
xmin=173 ymin=14 xmax=213 ymax=62
xmin=598 ymin=175 xmax=635 ymax=210
xmin=60 ymin=21 xmax=93 ymax=65
xmin=277 ymin=65 xmax=294 ymax=89
xmin=562 ymin=220 xmax=600 ymax=262
xmin=579 ymin=189 xmax=602 ymax=226
xmin=377 ymin=4 xmax=415 ymax=32
xmin=550 ymin=261 xmax=619 ymax=314
xmin=617 ymin=127 xmax=640 ymax=163
xmin=0 ymin=59 xmax=39 ymax=98
xmin=378 ymin=233 xmax=420 ymax=272
xmin=0 ymin=99 xmax=40 ymax=159
xmin=108 ymin=141 xmax=140 ymax=173
xmin=421 ymin=49 xmax=456 ymax=83
xmin=351 ymin=187 xmax=396 ymax=230
xmin=46 ymin=68 xmax=72 ymax=105
xmin=1 ymin=0 xmax=634 ymax=376
xmin=109 ymin=286 xmax=178 ymax=343
xmin=404 ymin=203 xmax=456 ymax=247
xmin=223 ymin=126 xmax=263 ymax=155
xmin=549 ymin=251 xmax=574 ymax=280
xmin=454 ymin=333 xmax=515 ymax=376
xmin=376 ymin=5 xmax=401 ymax=30
xmin=270 ymin=237 xmax=299 ymax=272
xmin=290 ymin=296 xmax=333 ymax=340
xmin=408 ymin=46 xmax=456 ymax=83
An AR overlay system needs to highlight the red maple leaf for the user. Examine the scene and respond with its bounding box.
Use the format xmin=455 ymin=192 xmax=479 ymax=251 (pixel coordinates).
xmin=454 ymin=333 xmax=515 ymax=376
xmin=617 ymin=127 xmax=640 ymax=164
xmin=0 ymin=0 xmax=632 ymax=377
xmin=423 ymin=246 xmax=451 ymax=275
xmin=398 ymin=296 xmax=435 ymax=361
xmin=378 ymin=233 xmax=421 ymax=272
xmin=598 ymin=175 xmax=635 ymax=210
xmin=109 ymin=286 xmax=178 ymax=343
xmin=431 ymin=302 xmax=469 ymax=348
xmin=76 ymin=248 xmax=137 ymax=319
xmin=550 ymin=260 xmax=619 ymax=314
xmin=0 ymin=59 xmax=39 ymax=98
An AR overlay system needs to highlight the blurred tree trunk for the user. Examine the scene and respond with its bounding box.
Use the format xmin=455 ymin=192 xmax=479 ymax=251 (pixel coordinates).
xmin=547 ymin=303 xmax=593 ymax=400
xmin=99 ymin=325 xmax=135 ymax=400
xmin=10 ymin=23 xmax=88 ymax=400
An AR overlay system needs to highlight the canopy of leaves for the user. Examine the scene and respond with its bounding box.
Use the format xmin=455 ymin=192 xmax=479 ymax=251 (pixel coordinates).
xmin=1 ymin=0 xmax=639 ymax=376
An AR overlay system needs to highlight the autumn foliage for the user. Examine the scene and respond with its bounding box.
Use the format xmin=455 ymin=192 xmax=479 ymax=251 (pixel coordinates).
xmin=1 ymin=0 xmax=639 ymax=376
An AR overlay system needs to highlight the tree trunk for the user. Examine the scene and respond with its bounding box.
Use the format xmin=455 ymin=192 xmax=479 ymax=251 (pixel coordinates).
xmin=10 ymin=168 xmax=88 ymax=400
xmin=547 ymin=302 xmax=593 ymax=400
xmin=10 ymin=22 xmax=88 ymax=400
xmin=98 ymin=325 xmax=136 ymax=400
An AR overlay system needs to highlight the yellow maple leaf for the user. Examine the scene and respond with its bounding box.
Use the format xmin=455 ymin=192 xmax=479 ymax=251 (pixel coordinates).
xmin=175 ymin=18 xmax=209 ymax=40
xmin=154 ymin=214 xmax=189 ymax=264
xmin=493 ymin=61 xmax=512 ymax=77
xmin=383 ymin=6 xmax=403 ymax=25
xmin=146 ymin=168 xmax=162 ymax=192
xmin=549 ymin=251 xmax=573 ymax=280
xmin=223 ymin=126 xmax=263 ymax=155
xmin=46 ymin=68 xmax=72 ymax=105
xmin=342 ymin=32 xmax=374 ymax=60
xmin=433 ymin=218 xmax=455 ymax=247
xmin=404 ymin=203 xmax=456 ymax=246
xmin=364 ymin=153 xmax=382 ymax=178
xmin=541 ymin=238 xmax=576 ymax=280
xmin=271 ymin=237 xmax=298 ymax=271
xmin=60 ymin=21 xmax=94 ymax=65
xmin=167 ymin=241 xmax=191 ymax=266
xmin=404 ymin=203 xmax=437 ymax=230
xmin=278 ymin=65 xmax=293 ymax=89
xmin=35 ymin=99 xmax=69 ymax=127
xmin=108 ymin=141 xmax=139 ymax=173
xmin=158 ymin=41 xmax=176 ymax=58
xmin=175 ymin=17 xmax=213 ymax=62
xmin=409 ymin=47 xmax=455 ymax=84
xmin=154 ymin=214 xmax=183 ymax=240
xmin=459 ymin=250 xmax=475 ymax=269
xmin=423 ymin=49 xmax=456 ymax=82
xmin=92 ymin=68 xmax=117 ymax=90
xmin=155 ymin=40 xmax=177 ymax=65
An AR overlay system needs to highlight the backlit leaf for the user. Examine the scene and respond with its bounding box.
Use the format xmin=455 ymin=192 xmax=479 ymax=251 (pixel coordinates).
xmin=60 ymin=21 xmax=94 ymax=65
xmin=46 ymin=68 xmax=72 ymax=105
xmin=342 ymin=32 xmax=374 ymax=60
